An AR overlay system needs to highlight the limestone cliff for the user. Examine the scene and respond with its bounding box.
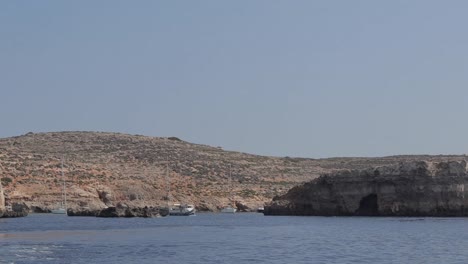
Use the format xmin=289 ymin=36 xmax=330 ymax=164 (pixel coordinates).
xmin=264 ymin=161 xmax=468 ymax=216
xmin=0 ymin=182 xmax=4 ymax=216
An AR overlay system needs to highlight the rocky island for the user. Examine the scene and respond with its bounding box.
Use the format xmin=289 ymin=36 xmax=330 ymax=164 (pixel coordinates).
xmin=264 ymin=161 xmax=468 ymax=216
xmin=1 ymin=131 xmax=468 ymax=215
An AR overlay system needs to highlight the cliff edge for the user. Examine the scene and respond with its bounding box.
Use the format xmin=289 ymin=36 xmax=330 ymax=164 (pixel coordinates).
xmin=264 ymin=161 xmax=468 ymax=216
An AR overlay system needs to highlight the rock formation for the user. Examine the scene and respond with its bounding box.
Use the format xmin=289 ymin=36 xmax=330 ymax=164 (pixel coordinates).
xmin=96 ymin=203 xmax=168 ymax=218
xmin=1 ymin=203 xmax=29 ymax=218
xmin=67 ymin=203 xmax=169 ymax=218
xmin=0 ymin=182 xmax=4 ymax=217
xmin=0 ymin=181 xmax=28 ymax=218
xmin=264 ymin=161 xmax=468 ymax=216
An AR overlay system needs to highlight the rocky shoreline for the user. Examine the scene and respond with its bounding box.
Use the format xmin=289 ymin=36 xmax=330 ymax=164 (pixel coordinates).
xmin=2 ymin=184 xmax=167 ymax=218
xmin=0 ymin=181 xmax=4 ymax=216
xmin=1 ymin=183 xmax=28 ymax=218
xmin=265 ymin=161 xmax=468 ymax=216
xmin=67 ymin=203 xmax=169 ymax=218
xmin=1 ymin=203 xmax=29 ymax=218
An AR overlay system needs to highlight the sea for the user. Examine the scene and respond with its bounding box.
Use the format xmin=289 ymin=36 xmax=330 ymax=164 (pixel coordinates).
xmin=1 ymin=213 xmax=468 ymax=264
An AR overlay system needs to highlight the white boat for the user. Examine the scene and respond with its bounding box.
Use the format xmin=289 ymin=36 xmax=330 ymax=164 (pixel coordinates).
xmin=169 ymin=203 xmax=196 ymax=216
xmin=221 ymin=164 xmax=236 ymax=213
xmin=165 ymin=159 xmax=195 ymax=216
xmin=221 ymin=206 xmax=236 ymax=213
xmin=51 ymin=208 xmax=66 ymax=214
xmin=52 ymin=156 xmax=67 ymax=215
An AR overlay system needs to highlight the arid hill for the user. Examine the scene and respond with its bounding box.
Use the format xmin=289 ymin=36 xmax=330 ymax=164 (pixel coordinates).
xmin=0 ymin=131 xmax=466 ymax=212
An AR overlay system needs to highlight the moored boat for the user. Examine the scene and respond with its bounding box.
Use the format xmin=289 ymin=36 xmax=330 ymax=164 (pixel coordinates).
xmin=51 ymin=208 xmax=66 ymax=214
xmin=169 ymin=203 xmax=196 ymax=216
xmin=221 ymin=206 xmax=236 ymax=213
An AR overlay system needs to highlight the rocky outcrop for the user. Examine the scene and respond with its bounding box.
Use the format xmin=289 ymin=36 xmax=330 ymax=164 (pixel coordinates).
xmin=235 ymin=201 xmax=251 ymax=212
xmin=97 ymin=188 xmax=114 ymax=206
xmin=0 ymin=183 xmax=4 ymax=217
xmin=0 ymin=182 xmax=29 ymax=218
xmin=67 ymin=203 xmax=169 ymax=217
xmin=265 ymin=161 xmax=468 ymax=216
xmin=1 ymin=203 xmax=29 ymax=218
xmin=67 ymin=208 xmax=99 ymax=216
xmin=97 ymin=203 xmax=168 ymax=218
xmin=95 ymin=203 xmax=169 ymax=217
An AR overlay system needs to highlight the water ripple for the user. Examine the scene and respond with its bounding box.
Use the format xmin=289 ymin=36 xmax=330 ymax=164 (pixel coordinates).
xmin=2 ymin=214 xmax=468 ymax=263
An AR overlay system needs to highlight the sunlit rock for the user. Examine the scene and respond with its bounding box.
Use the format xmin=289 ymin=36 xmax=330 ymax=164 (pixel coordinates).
xmin=0 ymin=182 xmax=4 ymax=217
xmin=265 ymin=161 xmax=468 ymax=216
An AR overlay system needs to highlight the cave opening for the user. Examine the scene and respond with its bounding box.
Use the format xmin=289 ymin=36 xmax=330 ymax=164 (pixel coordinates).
xmin=356 ymin=193 xmax=379 ymax=216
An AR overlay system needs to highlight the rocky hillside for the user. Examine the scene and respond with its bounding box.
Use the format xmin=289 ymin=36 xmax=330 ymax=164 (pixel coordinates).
xmin=264 ymin=161 xmax=468 ymax=216
xmin=0 ymin=131 xmax=466 ymax=212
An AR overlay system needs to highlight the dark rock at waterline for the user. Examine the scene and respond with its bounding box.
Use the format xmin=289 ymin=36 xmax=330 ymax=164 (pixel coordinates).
xmin=67 ymin=208 xmax=99 ymax=216
xmin=30 ymin=206 xmax=51 ymax=213
xmin=67 ymin=206 xmax=168 ymax=218
xmin=1 ymin=203 xmax=29 ymax=218
xmin=66 ymin=203 xmax=169 ymax=218
xmin=264 ymin=161 xmax=468 ymax=217
xmin=235 ymin=201 xmax=250 ymax=212
xmin=97 ymin=203 xmax=167 ymax=218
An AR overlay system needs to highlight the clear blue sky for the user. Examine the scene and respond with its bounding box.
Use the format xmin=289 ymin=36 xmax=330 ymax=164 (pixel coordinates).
xmin=1 ymin=1 xmax=468 ymax=158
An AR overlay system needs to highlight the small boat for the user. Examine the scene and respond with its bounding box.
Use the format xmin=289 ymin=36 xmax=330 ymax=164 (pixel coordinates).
xmin=221 ymin=206 xmax=236 ymax=214
xmin=257 ymin=207 xmax=264 ymax=213
xmin=52 ymin=156 xmax=67 ymax=215
xmin=169 ymin=203 xmax=196 ymax=216
xmin=164 ymin=159 xmax=195 ymax=216
xmin=51 ymin=208 xmax=66 ymax=214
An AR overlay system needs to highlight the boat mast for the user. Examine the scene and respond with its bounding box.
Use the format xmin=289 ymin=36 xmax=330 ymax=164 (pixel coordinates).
xmin=61 ymin=156 xmax=66 ymax=209
xmin=166 ymin=158 xmax=170 ymax=209
xmin=229 ymin=164 xmax=232 ymax=207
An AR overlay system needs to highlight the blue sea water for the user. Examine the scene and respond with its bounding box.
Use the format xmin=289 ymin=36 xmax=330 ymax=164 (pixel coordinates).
xmin=1 ymin=213 xmax=468 ymax=264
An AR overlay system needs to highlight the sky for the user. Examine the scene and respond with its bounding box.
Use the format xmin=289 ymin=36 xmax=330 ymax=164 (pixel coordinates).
xmin=1 ymin=1 xmax=468 ymax=158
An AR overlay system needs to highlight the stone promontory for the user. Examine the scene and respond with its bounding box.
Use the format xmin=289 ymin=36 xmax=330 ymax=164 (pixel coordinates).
xmin=264 ymin=161 xmax=468 ymax=216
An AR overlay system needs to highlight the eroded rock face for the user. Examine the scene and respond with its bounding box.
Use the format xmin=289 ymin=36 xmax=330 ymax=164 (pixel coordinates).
xmin=97 ymin=189 xmax=114 ymax=206
xmin=264 ymin=161 xmax=468 ymax=216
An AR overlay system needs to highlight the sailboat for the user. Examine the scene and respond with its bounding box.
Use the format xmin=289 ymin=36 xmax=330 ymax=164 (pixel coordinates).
xmin=51 ymin=157 xmax=67 ymax=214
xmin=221 ymin=164 xmax=236 ymax=213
